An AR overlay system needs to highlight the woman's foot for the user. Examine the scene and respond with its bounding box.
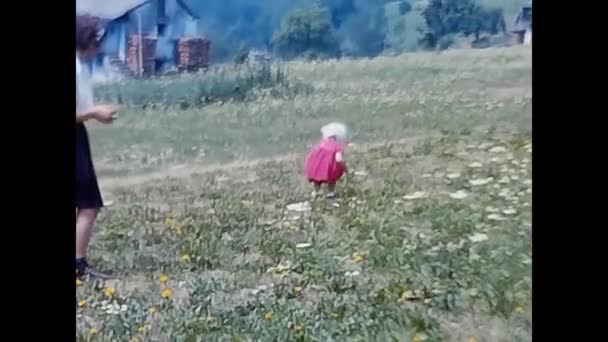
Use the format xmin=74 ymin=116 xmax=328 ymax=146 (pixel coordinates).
xmin=76 ymin=259 xmax=114 ymax=280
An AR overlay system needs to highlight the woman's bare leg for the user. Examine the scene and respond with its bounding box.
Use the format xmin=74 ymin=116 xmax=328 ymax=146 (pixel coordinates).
xmin=76 ymin=208 xmax=98 ymax=259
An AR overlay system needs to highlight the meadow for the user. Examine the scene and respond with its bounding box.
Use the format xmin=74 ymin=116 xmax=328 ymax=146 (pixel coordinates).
xmin=78 ymin=46 xmax=532 ymax=341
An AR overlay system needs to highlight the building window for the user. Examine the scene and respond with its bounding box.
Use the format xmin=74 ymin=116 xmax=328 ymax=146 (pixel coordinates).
xmin=158 ymin=24 xmax=167 ymax=36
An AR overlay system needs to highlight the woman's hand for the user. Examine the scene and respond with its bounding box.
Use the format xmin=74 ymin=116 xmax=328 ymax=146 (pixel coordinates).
xmin=92 ymin=104 xmax=119 ymax=124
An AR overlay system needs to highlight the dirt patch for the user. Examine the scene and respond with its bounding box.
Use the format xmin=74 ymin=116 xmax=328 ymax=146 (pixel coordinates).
xmin=100 ymin=134 xmax=440 ymax=198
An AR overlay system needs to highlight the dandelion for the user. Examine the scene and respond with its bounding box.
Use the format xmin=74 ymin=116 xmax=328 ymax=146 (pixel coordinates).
xmin=515 ymin=307 xmax=525 ymax=314
xmin=352 ymin=252 xmax=365 ymax=263
xmin=76 ymin=279 xmax=83 ymax=287
xmin=130 ymin=337 xmax=140 ymax=342
xmin=137 ymin=325 xmax=150 ymax=334
xmin=78 ymin=299 xmax=87 ymax=308
xmin=265 ymin=311 xmax=273 ymax=320
xmin=180 ymin=254 xmax=191 ymax=263
xmin=161 ymin=288 xmax=172 ymax=299
xmin=148 ymin=307 xmax=157 ymax=314
xmin=89 ymin=328 xmax=99 ymax=336
xmin=294 ymin=286 xmax=303 ymax=294
xmin=104 ymin=287 xmax=116 ymax=297
xmin=469 ymin=233 xmax=489 ymax=242
xmin=469 ymin=337 xmax=479 ymax=342
xmin=449 ymin=190 xmax=468 ymax=199
xmin=413 ymin=333 xmax=428 ymax=342
xmin=160 ymin=275 xmax=169 ymax=283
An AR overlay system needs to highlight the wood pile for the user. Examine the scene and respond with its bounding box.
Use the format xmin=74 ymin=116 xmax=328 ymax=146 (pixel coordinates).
xmin=127 ymin=35 xmax=157 ymax=76
xmin=175 ymin=38 xmax=210 ymax=72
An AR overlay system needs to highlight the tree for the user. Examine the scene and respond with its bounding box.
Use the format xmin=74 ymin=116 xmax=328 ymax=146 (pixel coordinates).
xmin=272 ymin=5 xmax=339 ymax=59
xmin=419 ymin=0 xmax=506 ymax=48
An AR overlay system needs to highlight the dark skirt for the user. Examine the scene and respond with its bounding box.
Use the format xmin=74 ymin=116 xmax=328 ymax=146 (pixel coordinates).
xmin=76 ymin=123 xmax=103 ymax=209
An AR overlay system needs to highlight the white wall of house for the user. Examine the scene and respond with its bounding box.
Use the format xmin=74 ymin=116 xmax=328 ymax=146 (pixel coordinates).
xmin=524 ymin=30 xmax=532 ymax=45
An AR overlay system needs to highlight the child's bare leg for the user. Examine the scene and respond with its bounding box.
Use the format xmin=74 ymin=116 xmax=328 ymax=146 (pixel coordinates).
xmin=327 ymin=183 xmax=336 ymax=198
xmin=312 ymin=182 xmax=321 ymax=197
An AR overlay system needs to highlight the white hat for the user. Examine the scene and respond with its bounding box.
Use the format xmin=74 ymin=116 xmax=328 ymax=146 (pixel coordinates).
xmin=321 ymin=122 xmax=348 ymax=141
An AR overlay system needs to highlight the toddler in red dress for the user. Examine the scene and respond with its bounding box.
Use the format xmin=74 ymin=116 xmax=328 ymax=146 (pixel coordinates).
xmin=305 ymin=123 xmax=348 ymax=198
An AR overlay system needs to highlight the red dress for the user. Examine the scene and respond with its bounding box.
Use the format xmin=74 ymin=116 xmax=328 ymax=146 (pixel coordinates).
xmin=305 ymin=138 xmax=345 ymax=184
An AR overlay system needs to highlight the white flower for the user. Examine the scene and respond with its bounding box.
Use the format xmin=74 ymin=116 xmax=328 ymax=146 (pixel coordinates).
xmin=469 ymin=233 xmax=489 ymax=242
xmin=499 ymin=189 xmax=510 ymax=198
xmin=469 ymin=177 xmax=494 ymax=186
xmin=286 ymin=202 xmax=311 ymax=212
xmin=403 ymin=191 xmax=427 ymax=200
xmin=522 ymin=158 xmax=530 ymax=164
xmin=485 ymin=206 xmax=499 ymax=213
xmin=345 ymin=270 xmax=360 ymax=277
xmin=449 ymin=190 xmax=469 ymax=199
xmin=354 ymin=170 xmax=368 ymax=177
xmin=296 ymin=243 xmax=312 ymax=249
xmin=446 ymin=173 xmax=461 ymax=179
xmin=498 ymin=176 xmax=510 ymax=184
xmin=487 ymin=214 xmax=506 ymax=221
xmin=510 ymin=175 xmax=520 ymax=181
xmin=502 ymin=209 xmax=517 ymax=215
xmin=489 ymin=146 xmax=507 ymax=153
xmin=523 ymin=179 xmax=532 ymax=186
xmin=422 ymin=173 xmax=432 ymax=178
xmin=468 ymin=162 xmax=483 ymax=168
xmin=490 ymin=157 xmax=501 ymax=163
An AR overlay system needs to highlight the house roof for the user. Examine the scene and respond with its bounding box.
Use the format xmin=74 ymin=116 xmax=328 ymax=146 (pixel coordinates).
xmin=76 ymin=0 xmax=151 ymax=20
xmin=76 ymin=0 xmax=199 ymax=20
xmin=176 ymin=0 xmax=199 ymax=19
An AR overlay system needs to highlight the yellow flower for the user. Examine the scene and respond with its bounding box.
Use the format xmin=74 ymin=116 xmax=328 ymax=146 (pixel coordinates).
xmin=294 ymin=286 xmax=303 ymax=294
xmin=78 ymin=299 xmax=87 ymax=308
xmin=469 ymin=337 xmax=479 ymax=342
xmin=264 ymin=311 xmax=273 ymax=321
xmin=130 ymin=337 xmax=140 ymax=342
xmin=76 ymin=279 xmax=83 ymax=287
xmin=161 ymin=288 xmax=172 ymax=299
xmin=160 ymin=275 xmax=169 ymax=283
xmin=515 ymin=306 xmax=525 ymax=314
xmin=137 ymin=325 xmax=150 ymax=334
xmin=181 ymin=254 xmax=191 ymax=263
xmin=89 ymin=328 xmax=99 ymax=336
xmin=148 ymin=307 xmax=158 ymax=314
xmin=352 ymin=252 xmax=365 ymax=263
xmin=412 ymin=334 xmax=427 ymax=342
xmin=104 ymin=287 xmax=116 ymax=297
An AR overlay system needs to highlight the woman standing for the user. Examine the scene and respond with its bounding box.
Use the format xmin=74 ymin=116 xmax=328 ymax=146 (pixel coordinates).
xmin=76 ymin=15 xmax=119 ymax=279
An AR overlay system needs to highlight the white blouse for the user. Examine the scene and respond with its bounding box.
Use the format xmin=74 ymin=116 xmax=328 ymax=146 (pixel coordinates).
xmin=76 ymin=54 xmax=94 ymax=114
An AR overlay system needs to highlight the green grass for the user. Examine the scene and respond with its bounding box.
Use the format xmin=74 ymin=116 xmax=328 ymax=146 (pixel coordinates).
xmin=78 ymin=46 xmax=532 ymax=341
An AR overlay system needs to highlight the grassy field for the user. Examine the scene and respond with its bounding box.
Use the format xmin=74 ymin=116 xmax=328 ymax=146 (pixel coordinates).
xmin=78 ymin=46 xmax=532 ymax=341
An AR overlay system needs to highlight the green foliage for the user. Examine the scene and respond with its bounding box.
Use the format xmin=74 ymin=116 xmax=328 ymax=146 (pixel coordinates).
xmin=420 ymin=0 xmax=506 ymax=48
xmin=95 ymin=64 xmax=312 ymax=109
xmin=272 ymin=5 xmax=340 ymax=60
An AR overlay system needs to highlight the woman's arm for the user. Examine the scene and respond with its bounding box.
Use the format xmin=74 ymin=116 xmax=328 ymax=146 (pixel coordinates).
xmin=76 ymin=105 xmax=119 ymax=124
xmin=76 ymin=109 xmax=97 ymax=123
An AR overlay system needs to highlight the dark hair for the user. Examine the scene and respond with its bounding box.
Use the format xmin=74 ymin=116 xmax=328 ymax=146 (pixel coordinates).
xmin=76 ymin=15 xmax=106 ymax=51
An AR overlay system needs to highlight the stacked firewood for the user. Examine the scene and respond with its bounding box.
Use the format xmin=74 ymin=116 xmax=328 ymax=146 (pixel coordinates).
xmin=175 ymin=38 xmax=210 ymax=72
xmin=127 ymin=35 xmax=157 ymax=76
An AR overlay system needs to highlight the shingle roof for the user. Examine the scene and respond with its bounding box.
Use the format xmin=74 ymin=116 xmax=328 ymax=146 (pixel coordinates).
xmin=76 ymin=0 xmax=151 ymax=20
